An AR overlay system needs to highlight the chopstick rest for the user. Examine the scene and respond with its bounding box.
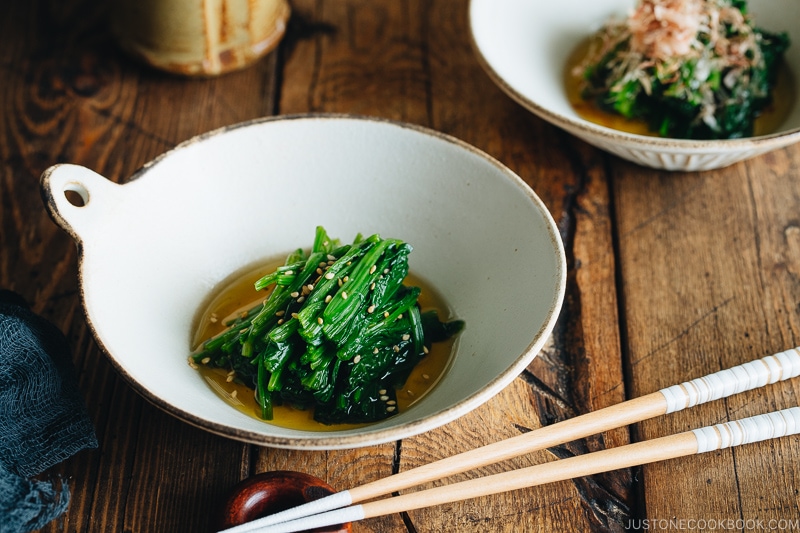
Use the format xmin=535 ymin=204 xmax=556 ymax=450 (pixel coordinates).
xmin=248 ymin=407 xmax=800 ymax=533
xmin=218 ymin=347 xmax=800 ymax=533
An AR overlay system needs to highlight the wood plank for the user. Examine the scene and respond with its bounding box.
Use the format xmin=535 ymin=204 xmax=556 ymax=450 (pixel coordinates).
xmin=12 ymin=0 xmax=799 ymax=531
xmin=614 ymin=143 xmax=800 ymax=526
xmin=0 ymin=1 xmax=286 ymax=531
xmin=404 ymin=2 xmax=632 ymax=530
xmin=279 ymin=0 xmax=428 ymax=123
xmin=261 ymin=2 xmax=422 ymax=531
xmin=276 ymin=0 xmax=632 ymax=531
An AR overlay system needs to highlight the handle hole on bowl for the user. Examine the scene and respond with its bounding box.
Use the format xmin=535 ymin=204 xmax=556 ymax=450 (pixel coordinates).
xmin=63 ymin=182 xmax=89 ymax=207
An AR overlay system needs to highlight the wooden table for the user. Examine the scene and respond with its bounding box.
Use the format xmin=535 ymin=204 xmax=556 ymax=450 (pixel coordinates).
xmin=3 ymin=1 xmax=799 ymax=531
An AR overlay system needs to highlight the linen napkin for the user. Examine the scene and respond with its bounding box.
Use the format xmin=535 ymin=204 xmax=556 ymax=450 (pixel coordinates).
xmin=0 ymin=290 xmax=97 ymax=533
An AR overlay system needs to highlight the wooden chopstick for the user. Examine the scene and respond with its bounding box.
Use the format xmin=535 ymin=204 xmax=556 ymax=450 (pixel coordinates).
xmin=252 ymin=406 xmax=800 ymax=532
xmin=218 ymin=347 xmax=800 ymax=533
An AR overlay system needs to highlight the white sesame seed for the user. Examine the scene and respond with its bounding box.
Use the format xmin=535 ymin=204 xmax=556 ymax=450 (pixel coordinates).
xmin=307 ymin=284 xmax=315 ymax=291
xmin=297 ymin=296 xmax=306 ymax=303
xmin=380 ymin=395 xmax=389 ymax=401
xmin=226 ymin=375 xmax=234 ymax=382
xmin=369 ymin=265 xmax=377 ymax=274
xmin=402 ymin=334 xmax=410 ymax=341
xmin=277 ymin=319 xmax=284 ymax=325
xmin=317 ymin=317 xmax=324 ymax=325
xmin=387 ymin=400 xmax=396 ymax=406
xmin=379 ymin=389 xmax=387 ymax=395
xmin=325 ymin=272 xmax=335 ymax=279
xmin=343 ymin=276 xmax=349 ymax=282
xmin=384 ymin=311 xmax=390 ymax=318
xmin=325 ymin=295 xmax=332 ymax=303
xmin=290 ymin=291 xmax=300 ymax=298
xmin=370 ymin=282 xmax=376 ymax=290
xmin=285 ymin=270 xmax=294 ymax=276
xmin=383 ymin=268 xmax=390 ymax=274
xmin=231 ymin=390 xmax=238 ymax=398
xmin=398 ymin=313 xmax=403 ymax=319
xmin=422 ymin=374 xmax=430 ymax=380
xmin=373 ymin=348 xmax=379 ymax=354
xmin=210 ymin=316 xmax=218 ymax=323
xmin=338 ymin=279 xmax=343 ymax=287
xmin=291 ymin=312 xmax=299 ymax=319
xmin=367 ymin=305 xmax=375 ymax=313
xmin=423 ymin=346 xmax=429 ymax=354
xmin=275 ymin=310 xmax=285 ymax=316
xmin=407 ymin=390 xmax=414 ymax=396
xmin=201 ymin=357 xmax=211 ymax=364
xmin=353 ymin=355 xmax=362 ymax=364
xmin=393 ymin=345 xmax=400 ymax=352
xmin=327 ymin=254 xmax=336 ymax=261
xmin=319 ymin=261 xmax=327 ymax=268
xmin=341 ymin=291 xmax=348 ymax=300
xmin=386 ymin=406 xmax=396 ymax=412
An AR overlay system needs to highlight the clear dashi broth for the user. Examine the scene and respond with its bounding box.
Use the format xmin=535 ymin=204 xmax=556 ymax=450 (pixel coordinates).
xmin=192 ymin=261 xmax=458 ymax=431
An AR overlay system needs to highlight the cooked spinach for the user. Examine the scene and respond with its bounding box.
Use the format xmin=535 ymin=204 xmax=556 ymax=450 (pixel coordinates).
xmin=192 ymin=226 xmax=464 ymax=425
xmin=578 ymin=0 xmax=790 ymax=139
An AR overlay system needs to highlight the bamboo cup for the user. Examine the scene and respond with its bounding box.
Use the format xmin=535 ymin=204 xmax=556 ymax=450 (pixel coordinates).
xmin=110 ymin=0 xmax=291 ymax=76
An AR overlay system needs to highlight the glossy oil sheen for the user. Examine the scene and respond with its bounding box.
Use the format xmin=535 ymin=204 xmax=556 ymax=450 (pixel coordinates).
xmin=40 ymin=115 xmax=566 ymax=448
xmin=192 ymin=261 xmax=458 ymax=432
xmin=564 ymin=38 xmax=797 ymax=138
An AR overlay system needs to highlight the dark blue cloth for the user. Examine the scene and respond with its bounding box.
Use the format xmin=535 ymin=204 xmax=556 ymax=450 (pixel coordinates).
xmin=0 ymin=290 xmax=97 ymax=533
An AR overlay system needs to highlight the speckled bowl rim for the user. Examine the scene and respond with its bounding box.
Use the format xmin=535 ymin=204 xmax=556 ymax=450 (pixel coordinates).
xmin=467 ymin=0 xmax=800 ymax=155
xmin=41 ymin=113 xmax=567 ymax=449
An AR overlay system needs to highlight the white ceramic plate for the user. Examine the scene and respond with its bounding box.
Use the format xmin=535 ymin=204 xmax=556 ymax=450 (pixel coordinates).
xmin=469 ymin=0 xmax=800 ymax=171
xmin=41 ymin=115 xmax=566 ymax=450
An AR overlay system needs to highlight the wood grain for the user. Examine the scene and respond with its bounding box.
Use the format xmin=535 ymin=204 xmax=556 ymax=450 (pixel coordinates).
xmin=614 ymin=145 xmax=800 ymax=527
xmin=2 ymin=0 xmax=800 ymax=532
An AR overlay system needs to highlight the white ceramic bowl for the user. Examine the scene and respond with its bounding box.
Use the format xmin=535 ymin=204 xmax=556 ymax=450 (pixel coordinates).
xmin=40 ymin=115 xmax=566 ymax=450
xmin=469 ymin=0 xmax=800 ymax=171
